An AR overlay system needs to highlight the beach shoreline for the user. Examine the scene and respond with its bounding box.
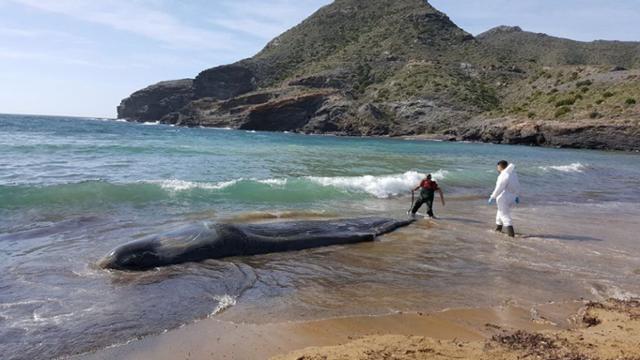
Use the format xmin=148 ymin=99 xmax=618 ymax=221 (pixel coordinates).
xmin=74 ymin=300 xmax=575 ymax=359
xmin=3 ymin=114 xmax=640 ymax=360
xmin=76 ymin=298 xmax=640 ymax=360
xmin=274 ymin=299 xmax=640 ymax=360
xmin=74 ymin=198 xmax=640 ymax=360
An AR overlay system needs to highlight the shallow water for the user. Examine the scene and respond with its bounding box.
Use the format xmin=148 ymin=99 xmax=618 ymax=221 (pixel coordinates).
xmin=1 ymin=114 xmax=639 ymax=359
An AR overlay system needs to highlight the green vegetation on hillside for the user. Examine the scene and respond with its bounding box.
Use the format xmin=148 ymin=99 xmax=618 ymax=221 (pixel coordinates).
xmin=120 ymin=0 xmax=640 ymax=150
xmin=495 ymin=65 xmax=640 ymax=122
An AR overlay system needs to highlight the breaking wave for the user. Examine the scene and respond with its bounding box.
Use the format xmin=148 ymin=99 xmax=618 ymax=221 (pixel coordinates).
xmin=539 ymin=163 xmax=587 ymax=173
xmin=151 ymin=179 xmax=240 ymax=191
xmin=0 ymin=171 xmax=449 ymax=210
xmin=307 ymin=170 xmax=447 ymax=198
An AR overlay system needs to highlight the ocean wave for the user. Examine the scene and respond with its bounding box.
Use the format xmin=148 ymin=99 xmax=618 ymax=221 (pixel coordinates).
xmin=150 ymin=178 xmax=288 ymax=191
xmin=151 ymin=179 xmax=240 ymax=192
xmin=539 ymin=163 xmax=587 ymax=173
xmin=151 ymin=171 xmax=444 ymax=199
xmin=257 ymin=178 xmax=288 ymax=186
xmin=307 ymin=170 xmax=447 ymax=198
xmin=0 ymin=171 xmax=450 ymax=209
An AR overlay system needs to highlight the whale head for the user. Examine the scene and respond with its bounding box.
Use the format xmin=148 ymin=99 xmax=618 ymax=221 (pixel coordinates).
xmin=98 ymin=223 xmax=217 ymax=271
xmin=98 ymin=240 xmax=162 ymax=271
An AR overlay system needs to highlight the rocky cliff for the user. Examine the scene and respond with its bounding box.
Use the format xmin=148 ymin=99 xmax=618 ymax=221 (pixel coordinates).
xmin=117 ymin=0 xmax=640 ymax=151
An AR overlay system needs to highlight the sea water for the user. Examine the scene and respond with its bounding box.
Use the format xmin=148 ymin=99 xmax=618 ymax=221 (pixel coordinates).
xmin=1 ymin=113 xmax=639 ymax=359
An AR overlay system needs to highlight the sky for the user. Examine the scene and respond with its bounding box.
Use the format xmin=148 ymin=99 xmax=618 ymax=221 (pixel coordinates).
xmin=0 ymin=0 xmax=638 ymax=118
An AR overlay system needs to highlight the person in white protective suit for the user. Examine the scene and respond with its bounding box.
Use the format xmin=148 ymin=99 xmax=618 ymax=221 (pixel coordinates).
xmin=488 ymin=160 xmax=521 ymax=237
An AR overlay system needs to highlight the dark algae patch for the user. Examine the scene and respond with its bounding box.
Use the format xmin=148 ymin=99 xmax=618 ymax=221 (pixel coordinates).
xmin=584 ymin=299 xmax=640 ymax=321
xmin=276 ymin=299 xmax=640 ymax=359
xmin=489 ymin=299 xmax=640 ymax=360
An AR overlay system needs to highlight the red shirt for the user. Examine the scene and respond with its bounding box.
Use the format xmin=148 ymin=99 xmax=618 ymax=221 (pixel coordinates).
xmin=420 ymin=179 xmax=439 ymax=191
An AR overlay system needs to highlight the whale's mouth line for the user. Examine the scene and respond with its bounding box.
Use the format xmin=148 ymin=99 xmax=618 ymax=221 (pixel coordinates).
xmin=98 ymin=217 xmax=414 ymax=271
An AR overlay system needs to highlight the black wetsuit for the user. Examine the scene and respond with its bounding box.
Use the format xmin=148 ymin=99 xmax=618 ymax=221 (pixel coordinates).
xmin=411 ymin=179 xmax=439 ymax=217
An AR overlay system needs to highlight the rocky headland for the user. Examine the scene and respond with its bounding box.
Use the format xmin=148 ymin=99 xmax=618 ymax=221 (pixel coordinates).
xmin=118 ymin=0 xmax=640 ymax=151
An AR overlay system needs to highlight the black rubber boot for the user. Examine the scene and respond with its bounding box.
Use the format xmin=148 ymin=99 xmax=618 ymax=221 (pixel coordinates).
xmin=495 ymin=225 xmax=503 ymax=232
xmin=506 ymin=226 xmax=515 ymax=237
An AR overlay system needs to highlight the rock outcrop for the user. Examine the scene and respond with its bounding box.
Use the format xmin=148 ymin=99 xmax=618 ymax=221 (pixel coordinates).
xmin=193 ymin=64 xmax=256 ymax=99
xmin=117 ymin=79 xmax=193 ymax=122
xmin=117 ymin=0 xmax=640 ymax=151
xmin=455 ymin=118 xmax=640 ymax=151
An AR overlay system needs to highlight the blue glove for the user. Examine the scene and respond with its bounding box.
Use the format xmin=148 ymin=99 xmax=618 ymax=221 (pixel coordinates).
xmin=515 ymin=197 xmax=520 ymax=204
xmin=488 ymin=198 xmax=495 ymax=205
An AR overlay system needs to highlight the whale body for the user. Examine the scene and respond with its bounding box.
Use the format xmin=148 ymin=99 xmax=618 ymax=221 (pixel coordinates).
xmin=99 ymin=217 xmax=414 ymax=271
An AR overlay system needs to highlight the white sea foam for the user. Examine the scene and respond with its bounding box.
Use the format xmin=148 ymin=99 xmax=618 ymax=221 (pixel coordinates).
xmin=0 ymin=299 xmax=48 ymax=308
xmin=590 ymin=283 xmax=639 ymax=301
xmin=258 ymin=178 xmax=288 ymax=186
xmin=307 ymin=170 xmax=448 ymax=198
xmin=431 ymin=169 xmax=449 ymax=181
xmin=142 ymin=121 xmax=160 ymax=126
xmin=209 ymin=295 xmax=236 ymax=317
xmin=149 ymin=178 xmax=291 ymax=192
xmin=149 ymin=171 xmax=448 ymax=197
xmin=540 ymin=163 xmax=586 ymax=173
xmin=152 ymin=179 xmax=239 ymax=191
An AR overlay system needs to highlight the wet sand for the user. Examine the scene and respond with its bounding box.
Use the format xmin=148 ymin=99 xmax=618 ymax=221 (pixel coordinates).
xmin=77 ymin=301 xmax=579 ymax=360
xmin=78 ymin=299 xmax=640 ymax=360
xmin=275 ymin=299 xmax=640 ymax=360
xmin=74 ymin=198 xmax=640 ymax=360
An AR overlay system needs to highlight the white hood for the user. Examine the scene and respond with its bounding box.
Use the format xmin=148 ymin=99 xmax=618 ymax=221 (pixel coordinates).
xmin=490 ymin=163 xmax=520 ymax=200
xmin=504 ymin=163 xmax=516 ymax=174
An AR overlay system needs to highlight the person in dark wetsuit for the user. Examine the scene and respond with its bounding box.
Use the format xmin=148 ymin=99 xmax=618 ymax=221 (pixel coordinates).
xmin=409 ymin=174 xmax=446 ymax=218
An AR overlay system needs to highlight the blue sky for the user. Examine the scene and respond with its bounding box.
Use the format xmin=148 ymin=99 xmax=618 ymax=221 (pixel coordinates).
xmin=0 ymin=0 xmax=638 ymax=118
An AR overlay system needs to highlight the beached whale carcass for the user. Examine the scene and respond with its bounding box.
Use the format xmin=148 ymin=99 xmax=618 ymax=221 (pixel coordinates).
xmin=99 ymin=217 xmax=414 ymax=271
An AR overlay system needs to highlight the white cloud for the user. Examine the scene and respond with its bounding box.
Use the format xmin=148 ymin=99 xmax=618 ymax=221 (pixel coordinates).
xmin=210 ymin=0 xmax=331 ymax=39
xmin=9 ymin=0 xmax=238 ymax=50
xmin=0 ymin=48 xmax=91 ymax=65
xmin=0 ymin=26 xmax=93 ymax=44
xmin=211 ymin=18 xmax=288 ymax=40
xmin=0 ymin=47 xmax=153 ymax=69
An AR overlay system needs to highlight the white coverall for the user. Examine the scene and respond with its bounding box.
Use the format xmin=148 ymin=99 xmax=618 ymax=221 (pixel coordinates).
xmin=489 ymin=164 xmax=521 ymax=227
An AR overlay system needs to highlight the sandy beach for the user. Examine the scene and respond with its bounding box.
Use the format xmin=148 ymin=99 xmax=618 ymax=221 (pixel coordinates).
xmin=77 ymin=298 xmax=640 ymax=359
xmin=275 ymin=299 xmax=640 ymax=360
xmin=75 ymin=197 xmax=640 ymax=360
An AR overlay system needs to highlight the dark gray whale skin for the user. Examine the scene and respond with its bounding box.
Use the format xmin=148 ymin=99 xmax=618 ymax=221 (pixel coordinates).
xmin=99 ymin=217 xmax=414 ymax=271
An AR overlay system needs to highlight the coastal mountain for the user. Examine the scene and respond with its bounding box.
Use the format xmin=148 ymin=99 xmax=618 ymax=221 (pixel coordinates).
xmin=118 ymin=0 xmax=640 ymax=150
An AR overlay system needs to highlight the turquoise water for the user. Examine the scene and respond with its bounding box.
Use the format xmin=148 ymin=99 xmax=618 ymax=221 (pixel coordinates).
xmin=2 ymin=114 xmax=639 ymax=213
xmin=1 ymin=113 xmax=639 ymax=359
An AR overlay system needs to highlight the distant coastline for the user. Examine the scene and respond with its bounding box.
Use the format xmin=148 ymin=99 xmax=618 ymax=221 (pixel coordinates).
xmin=115 ymin=0 xmax=640 ymax=152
